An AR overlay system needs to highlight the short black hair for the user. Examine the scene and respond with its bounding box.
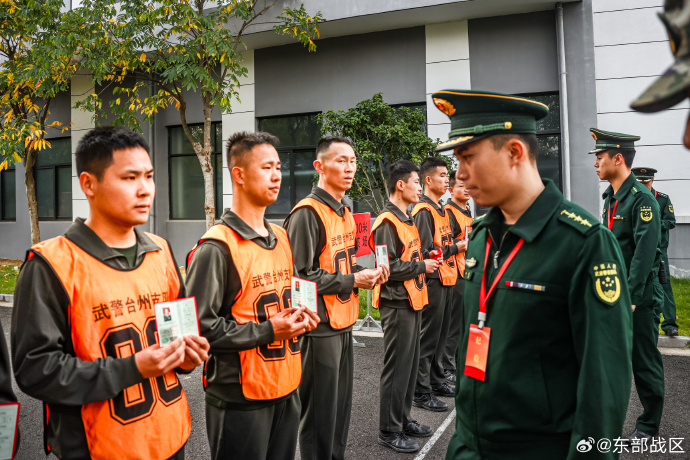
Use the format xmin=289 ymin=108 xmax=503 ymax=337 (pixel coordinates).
xmin=76 ymin=126 xmax=149 ymax=179
xmin=489 ymin=133 xmax=538 ymax=162
xmin=226 ymin=131 xmax=279 ymax=168
xmin=387 ymin=160 xmax=419 ymax=195
xmin=419 ymin=156 xmax=447 ymax=183
xmin=448 ymin=169 xmax=458 ymax=188
xmin=606 ymin=148 xmax=636 ymax=169
xmin=316 ymin=136 xmax=354 ymax=160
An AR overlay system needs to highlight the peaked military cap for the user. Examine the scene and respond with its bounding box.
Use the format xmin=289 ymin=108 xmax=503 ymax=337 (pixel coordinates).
xmin=631 ymin=167 xmax=657 ymax=183
xmin=589 ymin=128 xmax=640 ymax=154
xmin=431 ymin=90 xmax=549 ymax=152
xmin=631 ymin=0 xmax=690 ymax=112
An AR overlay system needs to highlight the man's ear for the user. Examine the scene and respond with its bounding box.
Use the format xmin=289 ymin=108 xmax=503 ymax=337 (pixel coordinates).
xmin=79 ymin=171 xmax=97 ymax=199
xmin=313 ymin=159 xmax=324 ymax=174
xmin=506 ymin=138 xmax=527 ymax=164
xmin=231 ymin=166 xmax=245 ymax=185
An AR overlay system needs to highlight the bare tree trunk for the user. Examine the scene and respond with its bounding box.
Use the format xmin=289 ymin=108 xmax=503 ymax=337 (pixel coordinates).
xmin=23 ymin=148 xmax=40 ymax=244
xmin=200 ymin=99 xmax=215 ymax=230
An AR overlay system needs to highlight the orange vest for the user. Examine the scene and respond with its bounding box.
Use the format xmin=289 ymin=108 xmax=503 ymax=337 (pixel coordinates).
xmin=194 ymin=224 xmax=302 ymax=401
xmin=30 ymin=234 xmax=190 ymax=460
xmin=445 ymin=203 xmax=474 ymax=277
xmin=411 ymin=202 xmax=458 ymax=286
xmin=369 ymin=212 xmax=428 ymax=310
xmin=287 ymin=197 xmax=359 ymax=329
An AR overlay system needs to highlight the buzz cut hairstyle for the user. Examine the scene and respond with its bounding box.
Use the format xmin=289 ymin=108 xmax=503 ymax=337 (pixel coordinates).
xmin=226 ymin=131 xmax=279 ymax=168
xmin=606 ymin=148 xmax=636 ymax=169
xmin=316 ymin=136 xmax=354 ymax=160
xmin=76 ymin=126 xmax=150 ymax=179
xmin=448 ymin=169 xmax=458 ymax=188
xmin=489 ymin=133 xmax=538 ymax=162
xmin=387 ymin=160 xmax=419 ymax=195
xmin=419 ymin=156 xmax=447 ymax=183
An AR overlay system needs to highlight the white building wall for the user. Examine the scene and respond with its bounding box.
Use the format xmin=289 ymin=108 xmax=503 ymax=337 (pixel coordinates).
xmin=593 ymin=0 xmax=690 ymax=272
xmin=221 ymin=50 xmax=255 ymax=210
xmin=70 ymin=74 xmax=95 ymax=221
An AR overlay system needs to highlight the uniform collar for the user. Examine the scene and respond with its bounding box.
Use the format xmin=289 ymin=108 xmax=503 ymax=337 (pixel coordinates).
xmin=220 ymin=209 xmax=277 ymax=245
xmin=420 ymin=194 xmax=445 ymax=215
xmin=473 ymin=180 xmax=562 ymax=243
xmin=383 ymin=200 xmax=414 ymax=224
xmin=446 ymin=199 xmax=472 ymax=218
xmin=603 ymin=172 xmax=637 ymax=201
xmin=310 ymin=186 xmax=350 ymax=217
xmin=64 ymin=218 xmax=161 ymax=263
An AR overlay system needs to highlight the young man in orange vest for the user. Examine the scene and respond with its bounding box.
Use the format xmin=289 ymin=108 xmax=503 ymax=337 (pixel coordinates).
xmin=285 ymin=136 xmax=388 ymax=460
xmin=370 ymin=160 xmax=439 ymax=453
xmin=412 ymin=157 xmax=463 ymax=411
xmin=442 ymin=169 xmax=472 ymax=383
xmin=185 ymin=131 xmax=319 ymax=460
xmin=11 ymin=126 xmax=210 ymax=460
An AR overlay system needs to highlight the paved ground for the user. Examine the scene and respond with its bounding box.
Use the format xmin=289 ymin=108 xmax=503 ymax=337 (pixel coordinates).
xmin=2 ymin=305 xmax=688 ymax=459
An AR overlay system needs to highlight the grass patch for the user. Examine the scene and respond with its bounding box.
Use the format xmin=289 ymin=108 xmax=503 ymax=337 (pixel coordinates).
xmin=667 ymin=277 xmax=690 ymax=335
xmin=358 ymin=289 xmax=380 ymax=321
xmin=0 ymin=264 xmax=20 ymax=295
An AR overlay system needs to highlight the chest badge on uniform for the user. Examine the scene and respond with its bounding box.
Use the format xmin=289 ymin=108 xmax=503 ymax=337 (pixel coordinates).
xmin=640 ymin=206 xmax=653 ymax=222
xmin=593 ymin=263 xmax=621 ymax=305
xmin=466 ymin=257 xmax=477 ymax=268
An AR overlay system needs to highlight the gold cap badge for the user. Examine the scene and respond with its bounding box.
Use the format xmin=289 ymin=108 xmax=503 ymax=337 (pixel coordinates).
xmin=433 ymin=98 xmax=456 ymax=116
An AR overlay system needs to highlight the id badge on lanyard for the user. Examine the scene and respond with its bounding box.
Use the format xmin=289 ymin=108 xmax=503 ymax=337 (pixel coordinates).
xmin=464 ymin=235 xmax=524 ymax=381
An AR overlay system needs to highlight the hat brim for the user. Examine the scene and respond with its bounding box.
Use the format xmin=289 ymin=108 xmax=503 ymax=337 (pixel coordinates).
xmin=636 ymin=178 xmax=654 ymax=183
xmin=435 ymin=134 xmax=491 ymax=152
xmin=631 ymin=54 xmax=690 ymax=113
xmin=588 ymin=148 xmax=610 ymax=155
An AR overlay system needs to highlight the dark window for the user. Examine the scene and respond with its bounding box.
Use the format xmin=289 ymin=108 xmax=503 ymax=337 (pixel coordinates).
xmin=258 ymin=114 xmax=321 ymax=218
xmin=35 ymin=137 xmax=72 ymax=220
xmin=168 ymin=123 xmax=223 ymax=220
xmin=1 ymin=164 xmax=16 ymax=221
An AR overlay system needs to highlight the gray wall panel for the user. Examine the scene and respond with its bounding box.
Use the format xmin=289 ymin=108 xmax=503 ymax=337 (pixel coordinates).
xmin=563 ymin=0 xmax=601 ymax=217
xmin=468 ymin=11 xmax=559 ymax=94
xmin=165 ymin=221 xmax=207 ymax=264
xmin=255 ymin=27 xmax=426 ymax=116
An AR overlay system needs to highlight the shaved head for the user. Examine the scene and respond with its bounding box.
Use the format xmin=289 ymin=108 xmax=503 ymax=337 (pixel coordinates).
xmin=226 ymin=131 xmax=279 ymax=168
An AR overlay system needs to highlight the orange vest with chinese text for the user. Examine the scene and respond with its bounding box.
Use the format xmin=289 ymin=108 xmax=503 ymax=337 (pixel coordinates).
xmin=288 ymin=197 xmax=359 ymax=329
xmin=369 ymin=212 xmax=428 ymax=310
xmin=194 ymin=223 xmax=301 ymax=401
xmin=30 ymin=234 xmax=190 ymax=460
xmin=445 ymin=203 xmax=474 ymax=277
xmin=411 ymin=202 xmax=458 ymax=286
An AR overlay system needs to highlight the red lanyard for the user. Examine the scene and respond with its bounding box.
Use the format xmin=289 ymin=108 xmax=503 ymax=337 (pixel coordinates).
xmin=478 ymin=235 xmax=524 ymax=328
xmin=607 ymin=200 xmax=618 ymax=230
xmin=654 ymin=190 xmax=657 ymax=198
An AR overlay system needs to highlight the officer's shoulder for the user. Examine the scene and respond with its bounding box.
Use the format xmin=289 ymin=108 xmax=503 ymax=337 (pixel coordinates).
xmin=656 ymin=191 xmax=669 ymax=198
xmin=556 ymin=201 xmax=600 ymax=235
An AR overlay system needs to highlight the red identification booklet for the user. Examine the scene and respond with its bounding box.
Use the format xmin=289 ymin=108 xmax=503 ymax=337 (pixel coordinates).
xmin=0 ymin=402 xmax=19 ymax=460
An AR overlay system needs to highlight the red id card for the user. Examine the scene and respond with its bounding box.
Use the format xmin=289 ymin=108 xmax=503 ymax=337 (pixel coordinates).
xmin=464 ymin=325 xmax=491 ymax=381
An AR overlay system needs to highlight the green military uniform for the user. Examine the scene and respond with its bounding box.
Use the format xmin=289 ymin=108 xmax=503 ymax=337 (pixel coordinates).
xmin=631 ymin=167 xmax=679 ymax=335
xmin=591 ymin=130 xmax=664 ymax=436
xmin=431 ymin=90 xmax=633 ymax=460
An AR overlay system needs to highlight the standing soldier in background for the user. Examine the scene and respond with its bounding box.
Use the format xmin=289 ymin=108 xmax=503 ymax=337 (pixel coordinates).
xmin=12 ymin=126 xmax=209 ymax=460
xmin=432 ymin=89 xmax=633 ymax=459
xmin=631 ymin=167 xmax=679 ymax=337
xmin=370 ymin=160 xmax=438 ymax=454
xmin=591 ymin=129 xmax=664 ymax=441
xmin=443 ymin=169 xmax=472 ymax=382
xmin=411 ymin=157 xmax=462 ymax=411
xmin=285 ymin=136 xmax=388 ymax=460
xmin=186 ymin=132 xmax=319 ymax=460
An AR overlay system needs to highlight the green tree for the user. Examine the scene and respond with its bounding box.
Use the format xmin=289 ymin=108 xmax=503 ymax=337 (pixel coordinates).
xmin=0 ymin=0 xmax=75 ymax=244
xmin=318 ymin=93 xmax=447 ymax=214
xmin=67 ymin=0 xmax=322 ymax=229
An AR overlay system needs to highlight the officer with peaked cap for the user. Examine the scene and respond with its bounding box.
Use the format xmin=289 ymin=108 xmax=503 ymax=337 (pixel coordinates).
xmin=433 ymin=89 xmax=633 ymax=459
xmin=632 ymin=0 xmax=690 ymax=148
xmin=631 ymin=167 xmax=679 ymax=337
xmin=591 ymin=129 xmax=664 ymax=441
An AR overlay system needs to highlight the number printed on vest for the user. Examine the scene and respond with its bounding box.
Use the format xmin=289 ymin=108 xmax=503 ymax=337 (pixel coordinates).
xmin=333 ymin=247 xmax=357 ymax=302
xmin=254 ymin=288 xmax=300 ymax=361
xmin=100 ymin=318 xmax=183 ymax=424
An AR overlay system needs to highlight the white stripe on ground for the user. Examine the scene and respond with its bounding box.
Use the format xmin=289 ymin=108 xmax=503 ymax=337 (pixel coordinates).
xmin=414 ymin=408 xmax=456 ymax=460
xmin=660 ymin=347 xmax=690 ymax=357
